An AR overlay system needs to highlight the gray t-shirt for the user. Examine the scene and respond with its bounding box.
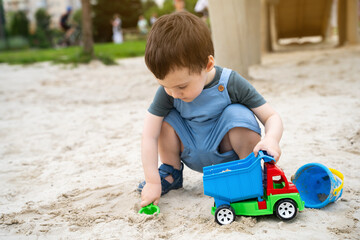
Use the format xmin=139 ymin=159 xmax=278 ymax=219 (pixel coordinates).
xmin=148 ymin=66 xmax=266 ymax=117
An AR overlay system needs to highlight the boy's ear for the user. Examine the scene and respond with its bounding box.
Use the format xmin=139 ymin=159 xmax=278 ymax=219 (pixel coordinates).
xmin=206 ymin=55 xmax=215 ymax=72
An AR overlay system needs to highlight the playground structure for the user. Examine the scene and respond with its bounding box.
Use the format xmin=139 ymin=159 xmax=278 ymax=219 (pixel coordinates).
xmin=208 ymin=0 xmax=360 ymax=77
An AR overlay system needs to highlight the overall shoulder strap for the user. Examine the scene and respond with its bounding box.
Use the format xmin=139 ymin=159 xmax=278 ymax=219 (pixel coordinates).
xmin=219 ymin=68 xmax=232 ymax=86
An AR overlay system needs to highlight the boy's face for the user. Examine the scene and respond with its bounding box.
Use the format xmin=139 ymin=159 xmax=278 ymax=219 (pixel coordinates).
xmin=157 ymin=67 xmax=211 ymax=102
xmin=157 ymin=56 xmax=215 ymax=102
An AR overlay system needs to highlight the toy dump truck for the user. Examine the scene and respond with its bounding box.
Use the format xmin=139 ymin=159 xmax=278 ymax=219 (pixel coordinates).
xmin=203 ymin=151 xmax=304 ymax=225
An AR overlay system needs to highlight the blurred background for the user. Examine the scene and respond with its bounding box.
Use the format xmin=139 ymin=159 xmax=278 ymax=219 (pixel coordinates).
xmin=0 ymin=0 xmax=201 ymax=61
xmin=0 ymin=0 xmax=359 ymax=67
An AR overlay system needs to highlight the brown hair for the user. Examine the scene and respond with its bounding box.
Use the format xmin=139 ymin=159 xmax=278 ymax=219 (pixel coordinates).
xmin=145 ymin=11 xmax=214 ymax=80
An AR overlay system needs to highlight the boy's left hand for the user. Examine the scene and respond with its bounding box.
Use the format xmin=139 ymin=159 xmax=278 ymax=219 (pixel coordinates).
xmin=253 ymin=136 xmax=281 ymax=163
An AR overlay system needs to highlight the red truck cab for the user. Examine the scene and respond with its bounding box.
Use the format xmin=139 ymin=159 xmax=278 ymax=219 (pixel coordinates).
xmin=265 ymin=163 xmax=299 ymax=196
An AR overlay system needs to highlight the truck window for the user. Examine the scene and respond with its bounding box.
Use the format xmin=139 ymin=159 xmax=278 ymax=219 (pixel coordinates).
xmin=272 ymin=175 xmax=285 ymax=189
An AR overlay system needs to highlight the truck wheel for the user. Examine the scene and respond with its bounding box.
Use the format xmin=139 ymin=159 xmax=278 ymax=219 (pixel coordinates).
xmin=275 ymin=199 xmax=297 ymax=221
xmin=215 ymin=205 xmax=235 ymax=225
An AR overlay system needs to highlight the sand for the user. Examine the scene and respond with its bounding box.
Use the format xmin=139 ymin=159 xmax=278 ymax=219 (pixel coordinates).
xmin=0 ymin=45 xmax=359 ymax=239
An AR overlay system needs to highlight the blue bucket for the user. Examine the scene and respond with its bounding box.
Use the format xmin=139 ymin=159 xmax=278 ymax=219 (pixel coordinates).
xmin=293 ymin=163 xmax=344 ymax=209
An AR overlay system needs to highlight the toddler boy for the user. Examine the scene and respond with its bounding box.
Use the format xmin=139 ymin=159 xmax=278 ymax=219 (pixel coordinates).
xmin=138 ymin=11 xmax=283 ymax=207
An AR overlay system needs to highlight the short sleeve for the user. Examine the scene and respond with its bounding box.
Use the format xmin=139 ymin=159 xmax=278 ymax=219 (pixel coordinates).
xmin=148 ymin=86 xmax=174 ymax=117
xmin=227 ymin=71 xmax=266 ymax=108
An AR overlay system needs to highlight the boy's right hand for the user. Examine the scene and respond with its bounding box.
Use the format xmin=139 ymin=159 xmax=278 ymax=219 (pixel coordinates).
xmin=140 ymin=182 xmax=161 ymax=207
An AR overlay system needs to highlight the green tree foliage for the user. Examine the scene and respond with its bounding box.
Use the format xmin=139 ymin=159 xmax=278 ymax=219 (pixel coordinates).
xmin=143 ymin=0 xmax=199 ymax=24
xmin=92 ymin=0 xmax=200 ymax=43
xmin=158 ymin=0 xmax=175 ymax=16
xmin=142 ymin=0 xmax=159 ymax=21
xmin=72 ymin=9 xmax=82 ymax=28
xmin=0 ymin=0 xmax=6 ymax=40
xmin=92 ymin=0 xmax=142 ymax=42
xmin=184 ymin=0 xmax=198 ymax=15
xmin=35 ymin=8 xmax=51 ymax=30
xmin=30 ymin=8 xmax=52 ymax=48
xmin=9 ymin=11 xmax=29 ymax=38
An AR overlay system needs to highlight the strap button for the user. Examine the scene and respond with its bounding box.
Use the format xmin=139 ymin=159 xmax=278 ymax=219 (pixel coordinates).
xmin=218 ymin=85 xmax=224 ymax=92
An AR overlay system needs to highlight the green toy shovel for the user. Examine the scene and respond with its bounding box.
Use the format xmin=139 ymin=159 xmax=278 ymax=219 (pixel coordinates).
xmin=138 ymin=203 xmax=160 ymax=215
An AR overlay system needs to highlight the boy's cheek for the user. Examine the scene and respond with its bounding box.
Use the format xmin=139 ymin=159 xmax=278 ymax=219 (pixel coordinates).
xmin=164 ymin=88 xmax=172 ymax=96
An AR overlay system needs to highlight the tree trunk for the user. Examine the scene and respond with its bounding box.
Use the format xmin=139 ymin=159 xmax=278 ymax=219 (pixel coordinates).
xmin=81 ymin=0 xmax=94 ymax=56
xmin=0 ymin=0 xmax=7 ymax=46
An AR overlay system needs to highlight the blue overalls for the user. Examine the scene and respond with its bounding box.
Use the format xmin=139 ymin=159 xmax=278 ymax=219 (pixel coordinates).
xmin=164 ymin=68 xmax=261 ymax=172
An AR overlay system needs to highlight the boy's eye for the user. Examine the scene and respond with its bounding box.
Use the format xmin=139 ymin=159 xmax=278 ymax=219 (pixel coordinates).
xmin=178 ymin=85 xmax=187 ymax=89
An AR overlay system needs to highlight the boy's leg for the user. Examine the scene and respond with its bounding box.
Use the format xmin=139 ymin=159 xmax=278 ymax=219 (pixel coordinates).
xmin=138 ymin=120 xmax=183 ymax=194
xmin=219 ymin=127 xmax=261 ymax=159
xmin=158 ymin=121 xmax=184 ymax=183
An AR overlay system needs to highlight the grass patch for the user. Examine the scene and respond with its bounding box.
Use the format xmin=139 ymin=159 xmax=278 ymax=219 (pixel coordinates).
xmin=0 ymin=40 xmax=146 ymax=65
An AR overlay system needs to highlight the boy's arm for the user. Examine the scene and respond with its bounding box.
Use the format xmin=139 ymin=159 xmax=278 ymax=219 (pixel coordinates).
xmin=251 ymin=103 xmax=283 ymax=162
xmin=140 ymin=112 xmax=164 ymax=207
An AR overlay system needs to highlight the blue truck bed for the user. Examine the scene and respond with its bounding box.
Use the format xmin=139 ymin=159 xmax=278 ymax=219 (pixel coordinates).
xmin=203 ymin=151 xmax=273 ymax=204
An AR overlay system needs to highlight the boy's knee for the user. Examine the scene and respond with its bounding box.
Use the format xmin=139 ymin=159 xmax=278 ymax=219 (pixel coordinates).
xmin=219 ymin=127 xmax=260 ymax=155
xmin=229 ymin=127 xmax=260 ymax=143
xmin=228 ymin=127 xmax=261 ymax=158
xmin=219 ymin=132 xmax=232 ymax=153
